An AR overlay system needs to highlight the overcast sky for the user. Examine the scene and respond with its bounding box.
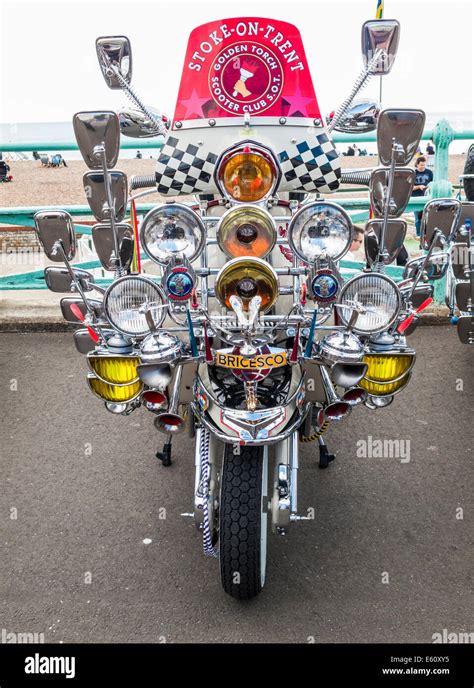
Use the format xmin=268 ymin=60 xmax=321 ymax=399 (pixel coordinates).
xmin=0 ymin=0 xmax=473 ymax=127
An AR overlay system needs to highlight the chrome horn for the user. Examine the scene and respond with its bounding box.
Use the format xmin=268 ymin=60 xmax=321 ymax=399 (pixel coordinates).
xmin=319 ymin=366 xmax=351 ymax=421
xmin=154 ymin=365 xmax=186 ymax=434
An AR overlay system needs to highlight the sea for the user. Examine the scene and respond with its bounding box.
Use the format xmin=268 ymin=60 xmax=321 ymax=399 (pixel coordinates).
xmin=0 ymin=111 xmax=472 ymax=160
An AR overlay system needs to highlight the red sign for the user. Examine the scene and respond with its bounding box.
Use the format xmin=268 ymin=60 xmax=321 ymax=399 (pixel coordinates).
xmin=174 ymin=17 xmax=321 ymax=123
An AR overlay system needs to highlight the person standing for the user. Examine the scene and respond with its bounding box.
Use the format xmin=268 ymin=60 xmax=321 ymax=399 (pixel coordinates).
xmin=412 ymin=156 xmax=433 ymax=237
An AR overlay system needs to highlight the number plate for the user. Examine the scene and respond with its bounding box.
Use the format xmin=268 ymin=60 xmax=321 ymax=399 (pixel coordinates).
xmin=215 ymin=351 xmax=288 ymax=370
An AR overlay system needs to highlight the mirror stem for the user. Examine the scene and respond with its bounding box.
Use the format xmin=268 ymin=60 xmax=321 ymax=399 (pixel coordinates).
xmin=97 ymin=144 xmax=122 ymax=273
xmin=376 ymin=138 xmax=397 ymax=266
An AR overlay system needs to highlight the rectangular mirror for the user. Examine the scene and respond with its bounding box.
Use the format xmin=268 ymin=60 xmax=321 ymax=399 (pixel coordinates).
xmin=455 ymin=281 xmax=472 ymax=312
xmin=92 ymin=223 xmax=134 ymax=271
xmin=44 ymin=266 xmax=95 ymax=293
xmin=377 ymin=109 xmax=426 ymax=166
xmin=457 ymin=316 xmax=474 ymax=345
xmin=364 ymin=218 xmax=407 ymax=265
xmin=74 ymin=328 xmax=99 ymax=354
xmin=73 ymin=111 xmax=120 ymax=170
xmin=34 ymin=210 xmax=76 ymax=261
xmin=96 ymin=36 xmax=132 ymax=89
xmin=450 ymin=243 xmax=472 ymax=280
xmin=60 ymin=297 xmax=104 ymax=323
xmin=361 ymin=19 xmax=400 ymax=74
xmin=83 ymin=171 xmax=128 ymax=222
xmin=421 ymin=198 xmax=462 ymax=249
xmin=454 ymin=201 xmax=474 ymax=243
xmin=369 ymin=167 xmax=415 ymax=218
xmin=403 ymin=252 xmax=449 ymax=281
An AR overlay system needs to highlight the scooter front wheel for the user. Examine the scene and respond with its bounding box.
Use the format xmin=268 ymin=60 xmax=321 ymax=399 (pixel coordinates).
xmin=219 ymin=443 xmax=268 ymax=599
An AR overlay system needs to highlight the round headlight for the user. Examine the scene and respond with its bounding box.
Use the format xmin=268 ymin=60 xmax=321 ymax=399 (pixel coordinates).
xmin=217 ymin=144 xmax=277 ymax=203
xmin=338 ymin=273 xmax=401 ymax=335
xmin=214 ymin=257 xmax=279 ymax=313
xmin=217 ymin=205 xmax=276 ymax=258
xmin=288 ymin=201 xmax=353 ymax=263
xmin=140 ymin=203 xmax=205 ymax=265
xmin=104 ymin=275 xmax=166 ymax=337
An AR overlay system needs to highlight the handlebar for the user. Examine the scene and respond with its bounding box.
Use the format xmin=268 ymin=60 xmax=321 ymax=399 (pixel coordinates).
xmin=340 ymin=170 xmax=371 ymax=186
xmin=130 ymin=174 xmax=157 ymax=191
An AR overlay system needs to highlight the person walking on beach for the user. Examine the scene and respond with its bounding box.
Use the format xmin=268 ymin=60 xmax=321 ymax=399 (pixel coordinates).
xmin=412 ymin=156 xmax=433 ymax=237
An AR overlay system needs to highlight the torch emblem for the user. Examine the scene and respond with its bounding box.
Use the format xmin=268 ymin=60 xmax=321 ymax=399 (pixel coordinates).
xmin=232 ymin=59 xmax=258 ymax=98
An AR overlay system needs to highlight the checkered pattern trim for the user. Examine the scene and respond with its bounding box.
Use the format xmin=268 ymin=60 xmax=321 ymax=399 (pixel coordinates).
xmin=155 ymin=136 xmax=219 ymax=195
xmin=278 ymin=133 xmax=341 ymax=193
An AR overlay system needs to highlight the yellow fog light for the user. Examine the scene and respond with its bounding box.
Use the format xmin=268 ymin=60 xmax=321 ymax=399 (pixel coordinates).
xmin=217 ymin=205 xmax=276 ymax=258
xmin=359 ymin=353 xmax=415 ymax=397
xmin=87 ymin=355 xmax=141 ymax=385
xmin=87 ymin=374 xmax=143 ymax=402
xmin=363 ymin=353 xmax=415 ymax=382
xmin=360 ymin=373 xmax=412 ymax=397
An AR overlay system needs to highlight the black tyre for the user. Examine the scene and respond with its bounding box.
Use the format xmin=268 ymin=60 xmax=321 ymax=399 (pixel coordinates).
xmin=219 ymin=444 xmax=268 ymax=599
xmin=463 ymin=144 xmax=474 ymax=201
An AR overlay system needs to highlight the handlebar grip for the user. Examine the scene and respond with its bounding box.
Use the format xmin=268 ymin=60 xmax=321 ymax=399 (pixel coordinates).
xmin=130 ymin=174 xmax=157 ymax=191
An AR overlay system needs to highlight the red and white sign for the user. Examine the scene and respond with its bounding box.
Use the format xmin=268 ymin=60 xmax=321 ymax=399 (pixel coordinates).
xmin=174 ymin=17 xmax=321 ymax=123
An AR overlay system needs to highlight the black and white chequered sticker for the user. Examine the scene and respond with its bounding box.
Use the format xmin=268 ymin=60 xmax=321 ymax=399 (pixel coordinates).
xmin=277 ymin=133 xmax=341 ymax=193
xmin=155 ymin=130 xmax=341 ymax=196
xmin=155 ymin=136 xmax=218 ymax=195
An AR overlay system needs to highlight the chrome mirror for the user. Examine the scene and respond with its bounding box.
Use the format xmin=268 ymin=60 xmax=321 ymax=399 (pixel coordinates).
xmin=332 ymin=99 xmax=380 ymax=134
xmin=60 ymin=297 xmax=104 ymax=323
xmin=399 ymin=282 xmax=434 ymax=308
xmin=74 ymin=329 xmax=98 ymax=355
xmin=361 ymin=19 xmax=400 ymax=74
xmin=377 ymin=109 xmax=426 ymax=166
xmin=457 ymin=316 xmax=474 ymax=345
xmin=365 ymin=218 xmax=407 ymax=265
xmin=83 ymin=171 xmax=128 ymax=222
xmin=455 ymin=282 xmax=472 ymax=312
xmin=96 ymin=36 xmax=132 ymax=89
xmin=421 ymin=198 xmax=462 ymax=249
xmin=44 ymin=266 xmax=95 ymax=293
xmin=403 ymin=252 xmax=449 ymax=281
xmin=454 ymin=201 xmax=474 ymax=243
xmin=34 ymin=210 xmax=76 ymax=261
xmin=73 ymin=111 xmax=120 ymax=170
xmin=450 ymin=243 xmax=472 ymax=280
xmin=369 ymin=167 xmax=415 ymax=218
xmin=119 ymin=108 xmax=162 ymax=138
xmin=92 ymin=223 xmax=134 ymax=272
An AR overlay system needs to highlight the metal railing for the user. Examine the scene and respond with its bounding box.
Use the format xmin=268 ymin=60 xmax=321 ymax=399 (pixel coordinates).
xmin=0 ymin=119 xmax=472 ymax=298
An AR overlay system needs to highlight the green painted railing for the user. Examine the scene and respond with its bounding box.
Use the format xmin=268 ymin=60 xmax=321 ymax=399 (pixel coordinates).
xmin=1 ymin=128 xmax=472 ymax=152
xmin=1 ymin=120 xmax=472 ymax=298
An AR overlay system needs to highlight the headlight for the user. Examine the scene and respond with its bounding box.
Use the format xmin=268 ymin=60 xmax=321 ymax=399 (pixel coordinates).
xmin=338 ymin=273 xmax=401 ymax=335
xmin=104 ymin=275 xmax=166 ymax=337
xmin=288 ymin=201 xmax=353 ymax=263
xmin=140 ymin=203 xmax=205 ymax=265
xmin=87 ymin=374 xmax=143 ymax=402
xmin=214 ymin=257 xmax=279 ymax=313
xmin=216 ymin=143 xmax=278 ymax=203
xmin=217 ymin=205 xmax=276 ymax=258
xmin=87 ymin=354 xmax=141 ymax=384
